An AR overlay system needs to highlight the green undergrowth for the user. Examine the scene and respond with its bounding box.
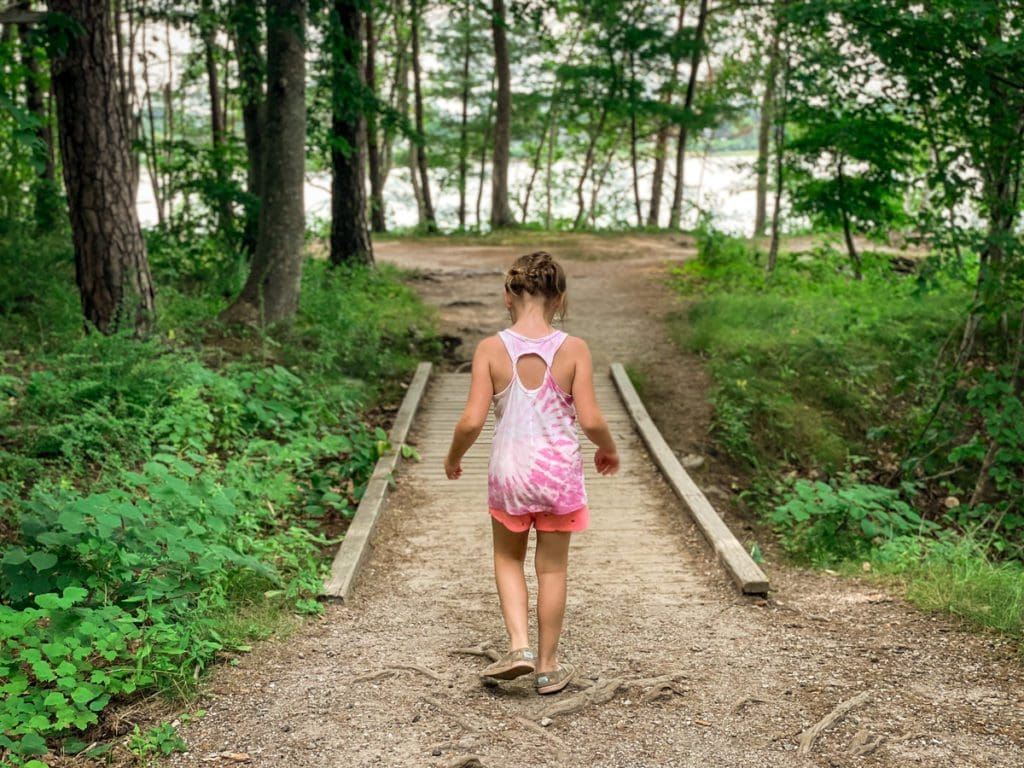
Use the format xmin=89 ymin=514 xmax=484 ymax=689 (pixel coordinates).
xmin=671 ymin=225 xmax=1022 ymax=650
xmin=0 ymin=239 xmax=438 ymax=763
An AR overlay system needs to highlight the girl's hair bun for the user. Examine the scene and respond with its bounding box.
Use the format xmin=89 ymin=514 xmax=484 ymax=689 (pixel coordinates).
xmin=504 ymin=251 xmax=567 ymax=318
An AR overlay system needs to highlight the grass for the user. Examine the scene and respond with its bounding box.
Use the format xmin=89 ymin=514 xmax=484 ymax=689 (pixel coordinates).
xmin=669 ymin=225 xmax=1023 ymax=649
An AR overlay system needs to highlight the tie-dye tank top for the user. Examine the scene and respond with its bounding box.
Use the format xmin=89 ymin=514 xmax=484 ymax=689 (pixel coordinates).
xmin=487 ymin=329 xmax=587 ymax=516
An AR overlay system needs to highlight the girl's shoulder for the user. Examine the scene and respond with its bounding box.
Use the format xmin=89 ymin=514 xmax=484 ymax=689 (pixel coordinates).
xmin=556 ymin=334 xmax=591 ymax=362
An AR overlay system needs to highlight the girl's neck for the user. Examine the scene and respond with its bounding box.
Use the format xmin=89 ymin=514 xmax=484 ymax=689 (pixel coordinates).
xmin=509 ymin=303 xmax=555 ymax=338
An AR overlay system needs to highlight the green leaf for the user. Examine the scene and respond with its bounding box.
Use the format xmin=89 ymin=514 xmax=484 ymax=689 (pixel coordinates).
xmin=2 ymin=547 xmax=28 ymax=566
xmin=17 ymin=732 xmax=48 ymax=756
xmin=29 ymin=551 xmax=58 ymax=571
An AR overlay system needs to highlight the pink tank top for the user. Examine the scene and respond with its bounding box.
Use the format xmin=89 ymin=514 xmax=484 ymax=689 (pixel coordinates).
xmin=487 ymin=329 xmax=587 ymax=516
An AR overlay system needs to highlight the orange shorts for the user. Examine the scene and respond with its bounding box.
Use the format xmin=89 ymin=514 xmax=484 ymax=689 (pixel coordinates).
xmin=489 ymin=506 xmax=589 ymax=533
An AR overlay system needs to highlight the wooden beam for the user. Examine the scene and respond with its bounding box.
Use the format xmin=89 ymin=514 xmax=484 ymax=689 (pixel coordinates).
xmin=324 ymin=362 xmax=433 ymax=600
xmin=609 ymin=363 xmax=770 ymax=595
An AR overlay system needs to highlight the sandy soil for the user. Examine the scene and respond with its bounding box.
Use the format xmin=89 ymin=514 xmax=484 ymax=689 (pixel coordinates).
xmin=144 ymin=235 xmax=1022 ymax=768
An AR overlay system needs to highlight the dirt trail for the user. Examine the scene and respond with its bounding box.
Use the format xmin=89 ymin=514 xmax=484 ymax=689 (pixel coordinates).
xmin=167 ymin=236 xmax=1023 ymax=768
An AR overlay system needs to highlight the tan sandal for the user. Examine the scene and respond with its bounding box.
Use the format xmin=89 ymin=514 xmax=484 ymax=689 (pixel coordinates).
xmin=480 ymin=648 xmax=536 ymax=681
xmin=535 ymin=662 xmax=575 ymax=695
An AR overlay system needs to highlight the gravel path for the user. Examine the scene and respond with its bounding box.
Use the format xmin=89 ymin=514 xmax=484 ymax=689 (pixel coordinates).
xmin=166 ymin=236 xmax=1024 ymax=768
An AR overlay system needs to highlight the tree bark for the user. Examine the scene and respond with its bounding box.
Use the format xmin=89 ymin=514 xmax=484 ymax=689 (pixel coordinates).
xmin=230 ymin=0 xmax=265 ymax=254
xmin=365 ymin=4 xmax=386 ymax=232
xmin=409 ymin=0 xmax=436 ymax=230
xmin=836 ymin=156 xmax=862 ymax=279
xmin=648 ymin=2 xmax=685 ymax=228
xmin=17 ymin=13 xmax=58 ymax=228
xmin=767 ymin=44 xmax=790 ymax=273
xmin=222 ymin=0 xmax=307 ymax=325
xmin=49 ymin=0 xmax=155 ymax=335
xmin=668 ymin=0 xmax=708 ymax=230
xmin=573 ymin=102 xmax=608 ymax=229
xmin=457 ymin=0 xmax=471 ymax=230
xmin=489 ymin=0 xmax=515 ymax=228
xmin=330 ymin=0 xmax=373 ymax=266
xmin=754 ymin=8 xmax=781 ymax=237
xmin=200 ymin=0 xmax=232 ymax=236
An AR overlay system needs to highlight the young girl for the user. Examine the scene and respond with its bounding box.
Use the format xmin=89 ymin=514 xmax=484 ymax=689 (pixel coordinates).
xmin=444 ymin=251 xmax=619 ymax=695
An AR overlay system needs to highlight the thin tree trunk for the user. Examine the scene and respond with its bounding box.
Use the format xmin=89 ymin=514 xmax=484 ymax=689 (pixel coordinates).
xmin=489 ymin=0 xmax=515 ymax=228
xmin=365 ymin=4 xmax=386 ymax=232
xmin=648 ymin=2 xmax=684 ymax=228
xmin=457 ymin=0 xmax=471 ymax=230
xmin=754 ymin=8 xmax=781 ymax=237
xmin=200 ymin=0 xmax=232 ymax=235
xmin=589 ymin=125 xmax=625 ymax=227
xmin=476 ymin=75 xmax=495 ymax=230
xmin=668 ymin=0 xmax=708 ymax=230
xmin=140 ymin=6 xmax=165 ymax=227
xmin=410 ymin=0 xmax=436 ymax=231
xmin=231 ymin=0 xmax=265 ymax=253
xmin=836 ymin=156 xmax=862 ymax=279
xmin=49 ymin=0 xmax=155 ymax=335
xmin=628 ymin=48 xmax=642 ymax=228
xmin=767 ymin=44 xmax=790 ymax=273
xmin=17 ymin=13 xmax=57 ymax=228
xmin=330 ymin=0 xmax=373 ymax=265
xmin=222 ymin=0 xmax=307 ymax=325
xmin=573 ymin=103 xmax=608 ymax=229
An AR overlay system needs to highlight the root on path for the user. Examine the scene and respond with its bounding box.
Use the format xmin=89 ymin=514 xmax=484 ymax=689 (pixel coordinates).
xmin=537 ymin=673 xmax=688 ymax=719
xmin=353 ymin=664 xmax=445 ymax=684
xmin=796 ymin=691 xmax=872 ymax=755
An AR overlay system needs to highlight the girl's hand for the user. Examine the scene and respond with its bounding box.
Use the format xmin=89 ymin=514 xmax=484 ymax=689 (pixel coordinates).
xmin=594 ymin=448 xmax=619 ymax=476
xmin=445 ymin=457 xmax=462 ymax=480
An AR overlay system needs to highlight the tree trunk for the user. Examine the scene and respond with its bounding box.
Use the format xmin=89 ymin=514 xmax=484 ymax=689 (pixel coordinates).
xmin=231 ymin=0 xmax=265 ymax=254
xmin=767 ymin=44 xmax=790 ymax=272
xmin=476 ymin=75 xmax=494 ymax=229
xmin=628 ymin=49 xmax=642 ymax=228
xmin=17 ymin=15 xmax=58 ymax=229
xmin=457 ymin=0 xmax=471 ymax=230
xmin=200 ymin=0 xmax=232 ymax=236
xmin=365 ymin=4 xmax=386 ymax=232
xmin=754 ymin=9 xmax=781 ymax=237
xmin=648 ymin=2 xmax=684 ymax=228
xmin=222 ymin=0 xmax=307 ymax=325
xmin=140 ymin=7 xmax=165 ymax=228
xmin=409 ymin=0 xmax=436 ymax=231
xmin=49 ymin=0 xmax=155 ymax=335
xmin=489 ymin=0 xmax=515 ymax=229
xmin=668 ymin=0 xmax=709 ymax=230
xmin=836 ymin=156 xmax=862 ymax=279
xmin=573 ymin=103 xmax=608 ymax=229
xmin=330 ymin=0 xmax=373 ymax=266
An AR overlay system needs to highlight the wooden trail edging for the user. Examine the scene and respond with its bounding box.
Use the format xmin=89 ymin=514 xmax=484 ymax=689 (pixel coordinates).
xmin=610 ymin=363 xmax=770 ymax=595
xmin=324 ymin=362 xmax=433 ymax=600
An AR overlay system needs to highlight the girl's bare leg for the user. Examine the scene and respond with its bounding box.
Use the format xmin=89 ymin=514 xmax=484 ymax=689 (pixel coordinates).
xmin=491 ymin=518 xmax=531 ymax=650
xmin=535 ymin=530 xmax=571 ymax=673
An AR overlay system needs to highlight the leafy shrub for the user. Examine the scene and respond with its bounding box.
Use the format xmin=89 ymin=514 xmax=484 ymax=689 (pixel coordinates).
xmin=0 ymin=253 xmax=437 ymax=760
xmin=769 ymin=478 xmax=939 ymax=565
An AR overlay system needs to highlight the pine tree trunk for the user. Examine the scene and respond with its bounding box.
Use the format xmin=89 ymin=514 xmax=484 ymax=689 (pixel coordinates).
xmin=365 ymin=5 xmax=386 ymax=233
xmin=754 ymin=13 xmax=781 ymax=237
xmin=489 ymin=0 xmax=515 ymax=228
xmin=222 ymin=0 xmax=307 ymax=325
xmin=49 ymin=0 xmax=155 ymax=335
xmin=668 ymin=0 xmax=709 ymax=230
xmin=410 ymin=0 xmax=436 ymax=231
xmin=330 ymin=0 xmax=373 ymax=266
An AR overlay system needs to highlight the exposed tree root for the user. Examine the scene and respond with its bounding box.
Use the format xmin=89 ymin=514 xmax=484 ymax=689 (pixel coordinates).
xmin=848 ymin=728 xmax=885 ymax=756
xmin=797 ymin=691 xmax=872 ymax=755
xmin=536 ymin=672 xmax=690 ymax=719
xmin=446 ymin=755 xmax=486 ymax=767
xmin=731 ymin=696 xmax=769 ymax=715
xmin=353 ymin=664 xmax=444 ymax=684
xmin=452 ymin=642 xmax=501 ymax=663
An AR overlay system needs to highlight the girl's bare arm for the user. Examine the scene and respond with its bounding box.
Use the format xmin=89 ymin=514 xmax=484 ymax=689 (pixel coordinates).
xmin=570 ymin=339 xmax=619 ymax=475
xmin=445 ymin=338 xmax=497 ymax=479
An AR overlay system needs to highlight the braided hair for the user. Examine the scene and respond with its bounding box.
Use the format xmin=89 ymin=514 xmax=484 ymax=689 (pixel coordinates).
xmin=504 ymin=251 xmax=567 ymax=319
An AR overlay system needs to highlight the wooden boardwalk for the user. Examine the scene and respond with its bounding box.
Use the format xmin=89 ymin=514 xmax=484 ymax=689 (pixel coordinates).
xmin=403 ymin=371 xmax=717 ymax=605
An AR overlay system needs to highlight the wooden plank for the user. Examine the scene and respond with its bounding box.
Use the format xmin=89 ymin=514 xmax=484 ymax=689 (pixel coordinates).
xmin=324 ymin=362 xmax=433 ymax=600
xmin=609 ymin=363 xmax=770 ymax=595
